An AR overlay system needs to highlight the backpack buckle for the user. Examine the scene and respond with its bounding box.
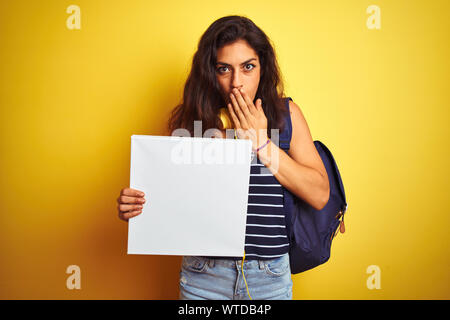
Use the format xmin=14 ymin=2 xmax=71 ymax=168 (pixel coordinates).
xmin=331 ymin=210 xmax=346 ymax=241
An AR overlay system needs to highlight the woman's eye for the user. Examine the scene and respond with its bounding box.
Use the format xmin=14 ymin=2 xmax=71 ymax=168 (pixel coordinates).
xmin=245 ymin=64 xmax=255 ymax=71
xmin=217 ymin=64 xmax=255 ymax=74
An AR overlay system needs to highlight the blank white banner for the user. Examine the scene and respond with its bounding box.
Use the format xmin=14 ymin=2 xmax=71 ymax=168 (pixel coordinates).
xmin=127 ymin=135 xmax=252 ymax=257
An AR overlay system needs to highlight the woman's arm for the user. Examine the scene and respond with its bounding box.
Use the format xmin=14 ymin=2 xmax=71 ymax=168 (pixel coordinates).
xmin=257 ymin=100 xmax=330 ymax=211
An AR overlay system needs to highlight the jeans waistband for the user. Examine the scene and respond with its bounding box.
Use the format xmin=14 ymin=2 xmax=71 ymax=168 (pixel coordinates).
xmin=197 ymin=253 xmax=289 ymax=270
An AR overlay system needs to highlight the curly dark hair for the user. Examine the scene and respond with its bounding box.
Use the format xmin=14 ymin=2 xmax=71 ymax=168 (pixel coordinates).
xmin=167 ymin=15 xmax=289 ymax=139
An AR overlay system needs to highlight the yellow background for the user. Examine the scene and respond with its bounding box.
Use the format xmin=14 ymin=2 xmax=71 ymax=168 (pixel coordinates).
xmin=0 ymin=0 xmax=448 ymax=299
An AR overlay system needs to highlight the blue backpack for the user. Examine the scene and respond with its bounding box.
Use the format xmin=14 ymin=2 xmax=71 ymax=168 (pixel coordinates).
xmin=277 ymin=97 xmax=348 ymax=274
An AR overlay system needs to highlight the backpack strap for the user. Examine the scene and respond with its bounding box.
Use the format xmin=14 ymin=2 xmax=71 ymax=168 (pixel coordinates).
xmin=279 ymin=97 xmax=293 ymax=151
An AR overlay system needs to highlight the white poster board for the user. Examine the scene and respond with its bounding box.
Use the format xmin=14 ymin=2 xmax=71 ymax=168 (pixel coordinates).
xmin=127 ymin=135 xmax=252 ymax=256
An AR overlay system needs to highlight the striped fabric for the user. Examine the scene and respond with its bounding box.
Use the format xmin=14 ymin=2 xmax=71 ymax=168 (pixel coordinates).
xmin=243 ymin=155 xmax=289 ymax=260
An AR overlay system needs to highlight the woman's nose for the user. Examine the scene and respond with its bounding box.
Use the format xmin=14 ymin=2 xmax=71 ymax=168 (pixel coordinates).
xmin=231 ymin=71 xmax=243 ymax=89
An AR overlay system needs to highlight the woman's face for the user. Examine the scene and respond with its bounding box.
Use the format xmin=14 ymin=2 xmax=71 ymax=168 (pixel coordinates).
xmin=215 ymin=39 xmax=261 ymax=105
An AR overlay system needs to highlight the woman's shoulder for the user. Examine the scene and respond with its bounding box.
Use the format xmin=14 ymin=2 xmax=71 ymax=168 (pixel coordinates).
xmin=286 ymin=98 xmax=310 ymax=139
xmin=285 ymin=98 xmax=302 ymax=118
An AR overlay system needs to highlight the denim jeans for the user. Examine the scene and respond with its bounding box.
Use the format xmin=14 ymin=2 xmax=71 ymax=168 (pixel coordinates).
xmin=179 ymin=253 xmax=293 ymax=300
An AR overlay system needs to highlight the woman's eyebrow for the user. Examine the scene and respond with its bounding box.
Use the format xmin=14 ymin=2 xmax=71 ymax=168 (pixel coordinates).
xmin=216 ymin=58 xmax=257 ymax=66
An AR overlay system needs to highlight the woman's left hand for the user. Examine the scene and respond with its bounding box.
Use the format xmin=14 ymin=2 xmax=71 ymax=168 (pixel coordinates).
xmin=227 ymin=87 xmax=269 ymax=151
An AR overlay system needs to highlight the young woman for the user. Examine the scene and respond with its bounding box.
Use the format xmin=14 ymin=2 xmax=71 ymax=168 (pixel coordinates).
xmin=116 ymin=15 xmax=329 ymax=300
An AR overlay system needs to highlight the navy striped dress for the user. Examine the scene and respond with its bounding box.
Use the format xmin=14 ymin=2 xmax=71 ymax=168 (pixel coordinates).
xmin=242 ymin=154 xmax=289 ymax=260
